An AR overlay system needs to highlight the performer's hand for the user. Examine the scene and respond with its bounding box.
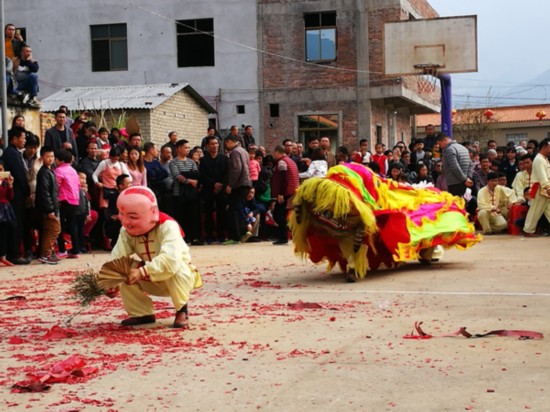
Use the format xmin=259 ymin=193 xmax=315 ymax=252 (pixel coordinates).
xmin=126 ymin=268 xmax=142 ymax=285
xmin=464 ymin=178 xmax=473 ymax=187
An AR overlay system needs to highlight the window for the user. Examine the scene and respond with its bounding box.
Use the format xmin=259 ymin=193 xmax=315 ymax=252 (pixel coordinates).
xmin=270 ymin=104 xmax=280 ymax=118
xmin=236 ymin=105 xmax=245 ymax=114
xmin=506 ymin=133 xmax=527 ymax=145
xmin=91 ymin=24 xmax=128 ymax=72
xmin=298 ymin=114 xmax=339 ymax=144
xmin=177 ymin=18 xmax=215 ymax=67
xmin=304 ymin=12 xmax=336 ymax=62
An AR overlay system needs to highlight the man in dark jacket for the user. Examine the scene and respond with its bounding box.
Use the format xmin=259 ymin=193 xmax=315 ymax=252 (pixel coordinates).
xmin=44 ymin=110 xmax=79 ymax=164
xmin=242 ymin=125 xmax=256 ymax=150
xmin=35 ymin=146 xmax=60 ymax=264
xmin=78 ymin=140 xmax=100 ymax=205
xmin=200 ymin=136 xmax=228 ymax=243
xmin=224 ymin=133 xmax=251 ymax=244
xmin=1 ymin=126 xmax=31 ymax=264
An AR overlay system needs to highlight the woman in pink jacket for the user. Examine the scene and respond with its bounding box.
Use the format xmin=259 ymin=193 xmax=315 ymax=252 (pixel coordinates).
xmin=54 ymin=149 xmax=81 ymax=258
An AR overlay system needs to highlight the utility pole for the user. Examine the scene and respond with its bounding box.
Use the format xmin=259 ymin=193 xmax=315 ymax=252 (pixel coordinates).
xmin=0 ymin=0 xmax=8 ymax=149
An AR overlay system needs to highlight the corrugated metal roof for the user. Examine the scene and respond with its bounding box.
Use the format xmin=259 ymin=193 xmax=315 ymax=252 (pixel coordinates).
xmin=40 ymin=83 xmax=216 ymax=113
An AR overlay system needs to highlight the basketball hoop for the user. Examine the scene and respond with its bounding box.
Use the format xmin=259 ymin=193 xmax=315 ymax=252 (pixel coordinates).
xmin=414 ymin=64 xmax=440 ymax=95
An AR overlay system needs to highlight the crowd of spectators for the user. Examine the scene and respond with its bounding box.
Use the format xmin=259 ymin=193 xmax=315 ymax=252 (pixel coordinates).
xmin=1 ymin=109 xmax=548 ymax=267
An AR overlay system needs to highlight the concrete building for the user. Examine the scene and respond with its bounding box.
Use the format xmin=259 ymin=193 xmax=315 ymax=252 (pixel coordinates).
xmin=6 ymin=0 xmax=259 ymax=140
xmin=416 ymin=104 xmax=550 ymax=148
xmin=7 ymin=0 xmax=442 ymax=150
xmin=258 ymin=0 xmax=440 ymax=151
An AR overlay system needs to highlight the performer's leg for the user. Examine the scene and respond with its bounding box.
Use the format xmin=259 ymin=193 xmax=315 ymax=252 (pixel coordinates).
xmin=419 ymin=247 xmax=434 ymax=264
xmin=477 ymin=210 xmax=492 ymax=234
xmin=120 ymin=283 xmax=155 ymax=317
xmin=431 ymin=245 xmax=444 ymax=261
xmin=524 ymin=196 xmax=546 ymax=233
xmin=162 ymin=273 xmax=196 ymax=312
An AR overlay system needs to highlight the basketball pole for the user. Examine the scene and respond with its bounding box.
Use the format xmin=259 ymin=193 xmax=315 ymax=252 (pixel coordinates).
xmin=439 ymin=74 xmax=452 ymax=139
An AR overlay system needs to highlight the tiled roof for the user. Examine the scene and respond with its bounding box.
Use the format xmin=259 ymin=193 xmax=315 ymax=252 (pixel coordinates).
xmin=416 ymin=104 xmax=550 ymax=127
xmin=40 ymin=83 xmax=216 ymax=113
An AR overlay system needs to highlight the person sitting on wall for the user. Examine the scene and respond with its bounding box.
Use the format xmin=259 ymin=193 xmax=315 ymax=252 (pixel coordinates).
xmin=13 ymin=45 xmax=40 ymax=107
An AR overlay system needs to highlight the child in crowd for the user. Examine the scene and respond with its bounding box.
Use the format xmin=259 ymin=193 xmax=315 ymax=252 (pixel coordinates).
xmin=105 ymin=174 xmax=131 ymax=248
xmin=299 ymin=147 xmax=328 ymax=179
xmin=35 ymin=146 xmax=61 ymax=264
xmin=249 ymin=146 xmax=261 ymax=187
xmin=0 ymin=162 xmax=16 ymax=266
xmin=76 ymin=172 xmax=98 ymax=254
xmin=372 ymin=143 xmax=388 ymax=176
xmin=95 ymin=127 xmax=111 ymax=150
xmin=263 ymin=200 xmax=278 ymax=240
xmin=241 ymin=187 xmax=264 ymax=242
xmin=413 ymin=164 xmax=434 ymax=185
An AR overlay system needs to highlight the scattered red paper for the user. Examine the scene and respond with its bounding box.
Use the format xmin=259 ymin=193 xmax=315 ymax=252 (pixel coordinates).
xmin=24 ymin=355 xmax=98 ymax=385
xmin=11 ymin=381 xmax=51 ymax=393
xmin=287 ymin=300 xmax=323 ymax=310
xmin=404 ymin=321 xmax=543 ymax=340
xmin=8 ymin=336 xmax=28 ymax=344
xmin=42 ymin=325 xmax=79 ymax=341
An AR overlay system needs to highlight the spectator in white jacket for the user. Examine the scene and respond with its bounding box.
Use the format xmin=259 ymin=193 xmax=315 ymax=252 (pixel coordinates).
xmin=299 ymin=148 xmax=328 ymax=179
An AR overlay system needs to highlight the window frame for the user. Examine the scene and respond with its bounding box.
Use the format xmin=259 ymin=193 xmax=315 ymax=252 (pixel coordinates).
xmin=304 ymin=11 xmax=337 ymax=63
xmin=176 ymin=18 xmax=215 ymax=68
xmin=506 ymin=133 xmax=527 ymax=145
xmin=297 ymin=113 xmax=340 ymax=151
xmin=90 ymin=23 xmax=128 ymax=72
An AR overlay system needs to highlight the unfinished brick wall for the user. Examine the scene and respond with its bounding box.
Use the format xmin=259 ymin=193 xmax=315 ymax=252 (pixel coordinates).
xmin=150 ymin=91 xmax=209 ymax=148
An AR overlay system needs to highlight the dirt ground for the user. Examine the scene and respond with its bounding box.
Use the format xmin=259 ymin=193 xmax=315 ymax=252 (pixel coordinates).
xmin=0 ymin=235 xmax=548 ymax=411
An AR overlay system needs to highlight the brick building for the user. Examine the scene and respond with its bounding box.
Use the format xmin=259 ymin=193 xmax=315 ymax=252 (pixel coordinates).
xmin=40 ymin=83 xmax=216 ymax=148
xmin=258 ymin=0 xmax=440 ymax=152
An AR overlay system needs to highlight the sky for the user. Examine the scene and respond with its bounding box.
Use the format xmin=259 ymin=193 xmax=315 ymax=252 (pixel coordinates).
xmin=428 ymin=1 xmax=550 ymax=108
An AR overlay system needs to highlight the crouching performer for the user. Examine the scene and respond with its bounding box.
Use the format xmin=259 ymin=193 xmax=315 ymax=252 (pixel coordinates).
xmin=112 ymin=186 xmax=203 ymax=328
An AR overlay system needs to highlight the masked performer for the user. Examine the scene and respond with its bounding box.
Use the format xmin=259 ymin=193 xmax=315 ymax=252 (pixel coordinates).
xmin=112 ymin=186 xmax=202 ymax=327
xmin=290 ymin=163 xmax=480 ymax=282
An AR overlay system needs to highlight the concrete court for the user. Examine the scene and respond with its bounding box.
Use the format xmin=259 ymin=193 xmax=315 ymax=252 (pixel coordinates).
xmin=0 ymin=234 xmax=548 ymax=411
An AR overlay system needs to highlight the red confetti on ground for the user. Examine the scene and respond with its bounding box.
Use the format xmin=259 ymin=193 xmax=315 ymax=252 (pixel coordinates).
xmin=7 ymin=336 xmax=28 ymax=344
xmin=42 ymin=325 xmax=79 ymax=341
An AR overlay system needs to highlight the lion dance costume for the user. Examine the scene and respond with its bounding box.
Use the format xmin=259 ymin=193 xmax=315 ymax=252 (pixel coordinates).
xmin=289 ymin=163 xmax=480 ymax=281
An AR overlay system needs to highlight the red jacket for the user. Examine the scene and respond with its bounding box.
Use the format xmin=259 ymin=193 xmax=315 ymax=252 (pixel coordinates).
xmin=271 ymin=155 xmax=299 ymax=197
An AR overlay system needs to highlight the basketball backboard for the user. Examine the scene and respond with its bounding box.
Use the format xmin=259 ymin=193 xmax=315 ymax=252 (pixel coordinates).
xmin=384 ymin=16 xmax=478 ymax=76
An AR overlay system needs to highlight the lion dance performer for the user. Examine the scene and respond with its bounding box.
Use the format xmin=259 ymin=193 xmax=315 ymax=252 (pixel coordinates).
xmin=290 ymin=163 xmax=480 ymax=282
xmin=112 ymin=186 xmax=202 ymax=327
